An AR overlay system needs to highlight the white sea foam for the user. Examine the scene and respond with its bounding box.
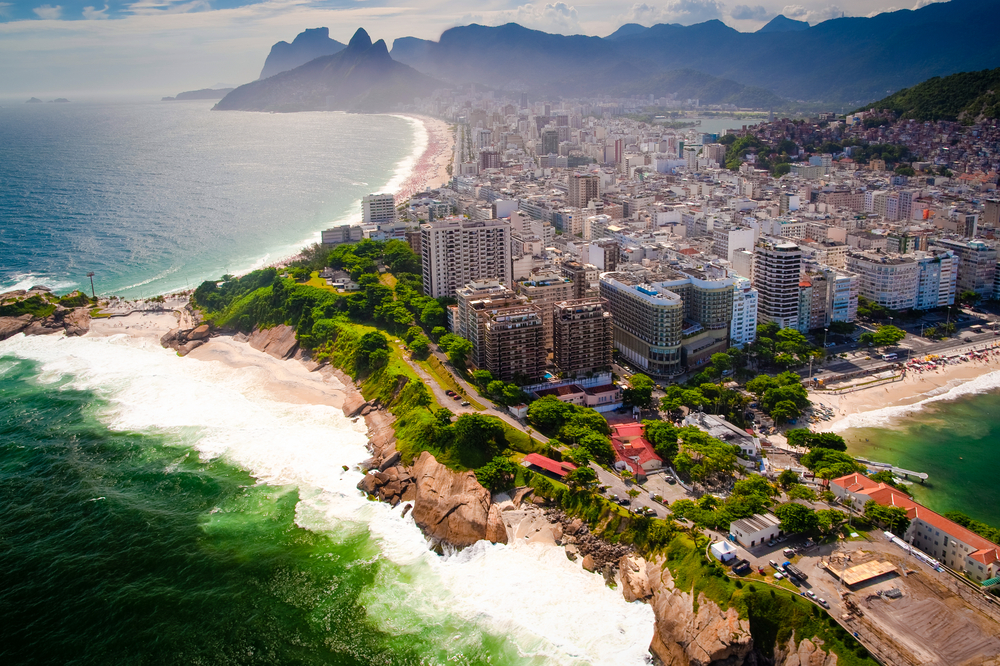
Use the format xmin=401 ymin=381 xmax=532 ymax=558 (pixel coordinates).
xmin=830 ymin=368 xmax=1000 ymax=432
xmin=0 ymin=332 xmax=654 ymax=665
xmin=0 ymin=273 xmax=79 ymax=294
xmin=384 ymin=115 xmax=428 ymax=195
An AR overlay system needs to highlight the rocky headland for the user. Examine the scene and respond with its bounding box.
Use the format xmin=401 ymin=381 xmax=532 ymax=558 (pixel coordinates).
xmin=0 ymin=287 xmax=91 ymax=341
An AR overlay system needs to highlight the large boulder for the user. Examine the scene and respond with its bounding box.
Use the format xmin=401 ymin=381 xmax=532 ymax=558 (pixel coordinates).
xmin=188 ymin=324 xmax=211 ymax=340
xmin=619 ymin=554 xmax=653 ymax=602
xmin=485 ymin=503 xmax=509 ymax=545
xmin=774 ymin=636 xmax=839 ymax=666
xmin=410 ymin=451 xmax=495 ymax=548
xmin=248 ymin=324 xmax=298 ymax=359
xmin=0 ymin=315 xmax=33 ymax=341
xmin=646 ymin=556 xmax=753 ymax=666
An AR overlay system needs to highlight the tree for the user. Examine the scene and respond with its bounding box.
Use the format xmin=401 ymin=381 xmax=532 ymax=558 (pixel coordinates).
xmin=430 ymin=326 xmax=447 ymax=341
xmin=746 ymin=375 xmax=780 ymax=397
xmin=709 ymin=352 xmax=732 ymax=381
xmin=428 ymin=409 xmax=453 ymax=432
xmin=438 ymin=334 xmax=473 ymax=369
xmin=959 ymin=289 xmax=981 ymax=305
xmin=470 ymin=369 xmax=493 ymax=389
xmin=860 ymin=324 xmax=906 ymax=350
xmin=787 ymin=484 xmax=817 ymax=501
xmin=623 ymin=373 xmax=655 ymax=408
xmin=864 ymin=500 xmax=910 ymax=535
xmin=404 ymin=325 xmax=424 ymax=344
xmin=733 ymin=475 xmax=778 ymax=498
xmin=627 ymin=488 xmax=642 ymax=512
xmin=577 ymin=432 xmax=615 ymax=464
xmin=774 ymin=502 xmax=819 ymax=533
xmin=475 ymin=457 xmax=518 ymax=492
xmin=565 ymin=465 xmax=597 ymax=490
xmin=801 ymin=449 xmax=861 ymax=479
xmin=564 ymin=410 xmax=611 ymax=436
xmin=644 ymin=420 xmax=680 ymax=461
xmin=408 ymin=334 xmax=431 ymax=358
xmin=785 ymin=429 xmax=847 ymax=452
xmin=526 ymin=396 xmax=579 ymax=432
xmin=815 ymin=508 xmax=847 ymax=535
xmin=452 ymin=413 xmax=507 ymax=459
xmin=778 ymin=469 xmax=800 ymax=489
xmin=368 ymin=348 xmax=391 ymax=370
xmin=770 ymin=400 xmax=801 ymax=424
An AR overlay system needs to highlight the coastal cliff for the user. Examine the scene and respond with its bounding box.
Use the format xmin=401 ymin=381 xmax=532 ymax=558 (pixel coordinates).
xmin=620 ymin=554 xmax=754 ymax=666
xmin=0 ymin=288 xmax=91 ymax=341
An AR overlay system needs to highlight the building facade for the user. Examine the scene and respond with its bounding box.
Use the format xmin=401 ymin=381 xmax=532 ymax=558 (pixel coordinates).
xmin=552 ymin=298 xmax=614 ymax=377
xmin=753 ymin=239 xmax=802 ymax=330
xmin=362 ymin=193 xmax=396 ymax=225
xmin=420 ymin=217 xmax=512 ymax=298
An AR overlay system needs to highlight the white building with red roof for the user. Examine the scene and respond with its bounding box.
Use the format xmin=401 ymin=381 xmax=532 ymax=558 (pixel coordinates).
xmin=831 ymin=472 xmax=1000 ymax=583
xmin=610 ymin=422 xmax=663 ymax=480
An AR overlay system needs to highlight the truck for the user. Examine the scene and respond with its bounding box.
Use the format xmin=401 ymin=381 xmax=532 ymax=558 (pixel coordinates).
xmin=783 ymin=561 xmax=808 ymax=581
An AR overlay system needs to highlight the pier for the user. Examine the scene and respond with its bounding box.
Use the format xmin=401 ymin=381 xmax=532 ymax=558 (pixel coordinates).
xmin=855 ymin=457 xmax=929 ymax=482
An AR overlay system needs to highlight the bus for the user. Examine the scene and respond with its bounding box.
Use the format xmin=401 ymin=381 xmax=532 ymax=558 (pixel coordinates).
xmin=882 ymin=353 xmax=898 ymax=361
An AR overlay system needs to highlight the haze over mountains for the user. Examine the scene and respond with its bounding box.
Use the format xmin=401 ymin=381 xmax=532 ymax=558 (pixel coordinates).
xmin=215 ymin=29 xmax=439 ymax=113
xmin=214 ymin=0 xmax=1000 ymax=113
xmin=388 ymin=0 xmax=999 ymax=105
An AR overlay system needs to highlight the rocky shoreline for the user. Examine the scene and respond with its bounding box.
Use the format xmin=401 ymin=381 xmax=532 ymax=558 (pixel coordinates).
xmin=0 ymin=288 xmax=92 ymax=341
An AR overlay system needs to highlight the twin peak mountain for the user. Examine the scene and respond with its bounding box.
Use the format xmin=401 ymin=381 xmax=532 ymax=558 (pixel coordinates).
xmin=214 ymin=28 xmax=439 ymax=113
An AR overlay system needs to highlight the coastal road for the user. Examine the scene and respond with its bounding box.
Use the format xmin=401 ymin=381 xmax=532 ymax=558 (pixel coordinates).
xmin=589 ymin=464 xmax=684 ymax=519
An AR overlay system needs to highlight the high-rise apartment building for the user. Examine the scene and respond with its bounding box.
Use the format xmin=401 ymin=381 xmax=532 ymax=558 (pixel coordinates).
xmin=420 ymin=217 xmax=512 ymax=298
xmin=362 ymin=193 xmax=396 ymax=225
xmin=599 ymin=272 xmax=685 ymax=377
xmin=914 ymin=250 xmax=956 ymax=310
xmin=567 ymin=173 xmax=600 ymax=209
xmin=482 ymin=303 xmax=547 ymax=383
xmin=455 ymin=281 xmax=517 ymax=369
xmin=320 ymin=224 xmax=364 ymax=246
xmin=931 ymin=239 xmax=997 ymax=297
xmin=712 ymin=227 xmax=756 ymax=263
xmin=541 ymin=129 xmax=559 ymax=155
xmin=515 ymin=271 xmax=574 ymax=351
xmin=552 ymin=298 xmax=614 ymax=376
xmin=730 ymin=277 xmax=759 ymax=348
xmin=846 ymin=252 xmax=919 ymax=311
xmin=753 ymin=239 xmax=802 ymax=330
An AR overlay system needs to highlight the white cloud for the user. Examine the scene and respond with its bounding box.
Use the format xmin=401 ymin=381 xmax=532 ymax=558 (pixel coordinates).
xmin=780 ymin=4 xmax=843 ymax=23
xmin=730 ymin=4 xmax=772 ymax=21
xmin=32 ymin=4 xmax=63 ymax=19
xmin=618 ymin=0 xmax=725 ymax=26
xmin=866 ymin=6 xmax=898 ymax=17
xmin=126 ymin=0 xmax=211 ymax=15
xmin=463 ymin=3 xmax=582 ymax=33
xmin=913 ymin=0 xmax=946 ymax=8
xmin=82 ymin=4 xmax=110 ymax=19
xmin=0 ymin=2 xmax=13 ymax=18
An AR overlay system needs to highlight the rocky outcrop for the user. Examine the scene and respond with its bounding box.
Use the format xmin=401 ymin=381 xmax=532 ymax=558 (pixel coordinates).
xmin=161 ymin=324 xmax=214 ymax=356
xmin=774 ymin=636 xmax=838 ymax=666
xmin=485 ymin=504 xmax=509 ymax=545
xmin=545 ymin=510 xmax=632 ymax=574
xmin=409 ymin=451 xmax=497 ymax=548
xmin=619 ymin=554 xmax=653 ymax=603
xmin=0 ymin=305 xmax=91 ymax=341
xmin=247 ymin=324 xmax=299 ymax=360
xmin=637 ymin=555 xmax=753 ymax=666
xmin=359 ymin=465 xmax=416 ymax=506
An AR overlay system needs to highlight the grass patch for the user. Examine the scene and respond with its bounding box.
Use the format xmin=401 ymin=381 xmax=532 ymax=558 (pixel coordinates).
xmin=305 ymin=271 xmax=339 ymax=293
xmin=378 ymin=272 xmax=397 ymax=289
xmin=89 ymin=307 xmax=112 ymax=319
xmin=0 ymin=294 xmax=56 ymax=318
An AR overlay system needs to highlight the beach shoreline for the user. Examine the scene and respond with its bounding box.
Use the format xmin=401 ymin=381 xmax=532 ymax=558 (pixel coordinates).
xmin=809 ymin=348 xmax=1000 ymax=433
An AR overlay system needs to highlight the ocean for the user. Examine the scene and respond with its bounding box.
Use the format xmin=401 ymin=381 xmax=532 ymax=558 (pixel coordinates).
xmin=835 ymin=373 xmax=1000 ymax=526
xmin=0 ymin=100 xmax=418 ymax=297
xmin=0 ymin=102 xmax=654 ymax=665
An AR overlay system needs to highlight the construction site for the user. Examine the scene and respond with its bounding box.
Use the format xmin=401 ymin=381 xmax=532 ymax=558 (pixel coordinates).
xmin=817 ymin=546 xmax=1000 ymax=666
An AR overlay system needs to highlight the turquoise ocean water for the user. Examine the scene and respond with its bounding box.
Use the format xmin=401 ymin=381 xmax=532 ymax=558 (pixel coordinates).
xmin=0 ymin=102 xmax=654 ymax=665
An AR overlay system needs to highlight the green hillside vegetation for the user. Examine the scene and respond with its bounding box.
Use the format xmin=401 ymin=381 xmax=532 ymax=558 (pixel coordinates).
xmin=858 ymin=67 xmax=1000 ymax=122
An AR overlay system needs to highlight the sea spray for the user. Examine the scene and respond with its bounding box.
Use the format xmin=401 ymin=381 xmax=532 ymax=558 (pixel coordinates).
xmin=0 ymin=332 xmax=654 ymax=665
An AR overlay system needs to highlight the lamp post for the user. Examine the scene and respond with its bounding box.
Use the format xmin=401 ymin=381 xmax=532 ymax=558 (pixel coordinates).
xmin=86 ymin=272 xmax=96 ymax=299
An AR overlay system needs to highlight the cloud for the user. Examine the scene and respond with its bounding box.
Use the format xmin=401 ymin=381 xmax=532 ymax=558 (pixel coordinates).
xmin=126 ymin=0 xmax=211 ymax=15
xmin=780 ymin=4 xmax=843 ymax=23
xmin=866 ymin=7 xmax=898 ymax=17
xmin=82 ymin=4 xmax=110 ymax=19
xmin=463 ymin=3 xmax=581 ymax=33
xmin=0 ymin=2 xmax=13 ymax=18
xmin=618 ymin=0 xmax=725 ymax=26
xmin=32 ymin=4 xmax=62 ymax=19
xmin=730 ymin=4 xmax=772 ymax=21
xmin=912 ymin=0 xmax=946 ymax=8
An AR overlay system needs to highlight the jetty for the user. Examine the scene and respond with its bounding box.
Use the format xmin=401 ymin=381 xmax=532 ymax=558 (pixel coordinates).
xmin=855 ymin=457 xmax=928 ymax=482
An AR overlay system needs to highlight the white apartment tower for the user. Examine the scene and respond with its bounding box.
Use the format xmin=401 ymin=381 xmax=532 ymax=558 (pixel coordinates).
xmin=730 ymin=277 xmax=759 ymax=348
xmin=420 ymin=217 xmax=512 ymax=298
xmin=753 ymin=239 xmax=802 ymax=330
xmin=362 ymin=193 xmax=396 ymax=225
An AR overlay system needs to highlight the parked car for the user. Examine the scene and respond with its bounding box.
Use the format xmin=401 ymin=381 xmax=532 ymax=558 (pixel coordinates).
xmin=666 ymin=476 xmax=676 ymax=485
xmin=774 ymin=572 xmax=784 ymax=580
xmin=818 ymin=598 xmax=829 ymax=608
xmin=452 ymin=395 xmax=462 ymax=401
xmin=769 ymin=560 xmax=780 ymax=570
xmin=445 ymin=390 xmax=455 ymax=396
xmin=783 ymin=548 xmax=796 ymax=558
xmin=767 ymin=539 xmax=777 ymax=547
xmin=807 ymin=590 xmax=817 ymax=600
xmin=460 ymin=401 xmax=470 ymax=406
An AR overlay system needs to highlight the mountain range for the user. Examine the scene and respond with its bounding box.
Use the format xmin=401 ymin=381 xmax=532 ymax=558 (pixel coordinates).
xmin=388 ymin=0 xmax=1000 ymax=105
xmin=258 ymin=27 xmax=345 ymax=80
xmin=215 ymin=29 xmax=439 ymax=112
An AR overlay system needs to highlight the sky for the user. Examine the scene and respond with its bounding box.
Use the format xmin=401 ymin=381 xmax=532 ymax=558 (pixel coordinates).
xmin=0 ymin=0 xmax=948 ymax=98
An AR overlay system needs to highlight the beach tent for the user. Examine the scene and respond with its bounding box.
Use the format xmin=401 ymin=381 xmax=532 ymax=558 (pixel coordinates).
xmin=711 ymin=540 xmax=738 ymax=563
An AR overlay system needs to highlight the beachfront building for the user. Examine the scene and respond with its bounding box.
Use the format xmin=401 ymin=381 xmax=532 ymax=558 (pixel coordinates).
xmin=599 ymin=271 xmax=685 ymax=377
xmin=730 ymin=277 xmax=759 ymax=347
xmin=915 ymin=250 xmax=957 ymax=310
xmin=362 ymin=193 xmax=396 ymax=225
xmin=482 ymin=302 xmax=547 ymax=383
xmin=420 ymin=217 xmax=512 ymax=297
xmin=846 ymin=251 xmax=919 ymax=311
xmin=831 ymin=473 xmax=1000 ymax=582
xmin=930 ymin=239 xmax=997 ymax=298
xmin=321 ymin=224 xmax=364 ymax=247
xmin=515 ymin=270 xmax=574 ymax=351
xmin=455 ymin=281 xmax=517 ymax=369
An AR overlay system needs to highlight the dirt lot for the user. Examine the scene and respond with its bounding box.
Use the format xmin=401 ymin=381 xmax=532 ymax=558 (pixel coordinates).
xmin=808 ymin=545 xmax=1000 ymax=666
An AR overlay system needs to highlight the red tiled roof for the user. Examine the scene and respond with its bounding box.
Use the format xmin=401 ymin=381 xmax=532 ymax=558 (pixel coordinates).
xmin=679 ymin=248 xmax=699 ymax=255
xmin=523 ymin=453 xmax=577 ymax=478
xmin=610 ymin=422 xmax=662 ymax=475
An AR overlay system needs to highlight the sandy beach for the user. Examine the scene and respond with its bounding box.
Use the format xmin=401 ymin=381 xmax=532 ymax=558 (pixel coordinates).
xmin=810 ymin=349 xmax=1000 ymax=432
xmin=394 ymin=114 xmax=453 ymax=201
xmin=87 ymin=307 xmax=351 ymax=410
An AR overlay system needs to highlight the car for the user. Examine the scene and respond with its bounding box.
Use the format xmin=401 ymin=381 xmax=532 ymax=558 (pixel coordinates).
xmin=618 ymin=498 xmax=630 ymax=506
xmin=610 ymin=494 xmax=619 ymax=502
xmin=769 ymin=560 xmax=780 ymax=570
xmin=777 ymin=535 xmax=787 ymax=543
xmin=818 ymin=598 xmax=829 ymax=608
xmin=824 ymin=342 xmax=836 ymax=348
xmin=774 ymin=572 xmax=784 ymax=580
xmin=666 ymin=476 xmax=676 ymax=485
xmin=807 ymin=590 xmax=818 ymax=600
xmin=445 ymin=390 xmax=456 ymax=396
xmin=964 ymin=337 xmax=973 ymax=342
xmin=783 ymin=548 xmax=796 ymax=558
xmin=452 ymin=394 xmax=462 ymax=401
xmin=767 ymin=539 xmax=777 ymax=547
xmin=460 ymin=401 xmax=470 ymax=407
